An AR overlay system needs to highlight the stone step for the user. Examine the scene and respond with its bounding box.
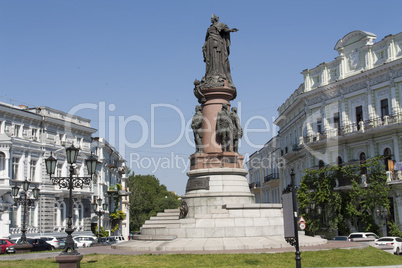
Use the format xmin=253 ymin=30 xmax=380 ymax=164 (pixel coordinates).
xmin=164 ymin=209 xmax=180 ymax=213
xmin=150 ymin=216 xmax=179 ymax=220
xmin=133 ymin=234 xmax=177 ymax=241
xmin=156 ymin=212 xmax=180 ymax=217
xmin=141 ymin=224 xmax=167 ymax=229
xmin=144 ymin=220 xmax=180 ymax=225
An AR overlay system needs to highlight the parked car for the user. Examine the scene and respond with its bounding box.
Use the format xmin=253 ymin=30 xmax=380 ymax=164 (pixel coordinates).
xmin=333 ymin=236 xmax=348 ymax=241
xmin=100 ymin=237 xmax=117 ymax=245
xmin=375 ymin=237 xmax=402 ymax=255
xmin=27 ymin=238 xmax=52 ymax=251
xmin=57 ymin=237 xmax=66 ymax=249
xmin=112 ymin=236 xmax=125 ymax=243
xmin=39 ymin=236 xmax=61 ymax=250
xmin=0 ymin=239 xmax=16 ymax=254
xmin=347 ymin=232 xmax=379 ymax=242
xmin=73 ymin=236 xmax=96 ymax=248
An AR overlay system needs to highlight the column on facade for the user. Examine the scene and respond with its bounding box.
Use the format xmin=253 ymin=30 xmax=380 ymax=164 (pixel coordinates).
xmin=390 ymin=83 xmax=399 ymax=116
xmin=393 ymin=134 xmax=400 ymax=163
xmin=322 ymin=103 xmax=330 ymax=134
xmin=340 ymin=95 xmax=347 ymax=130
xmin=342 ymin=146 xmax=348 ymax=163
xmin=369 ymin=139 xmax=375 ymax=158
xmin=367 ymin=85 xmax=374 ymax=121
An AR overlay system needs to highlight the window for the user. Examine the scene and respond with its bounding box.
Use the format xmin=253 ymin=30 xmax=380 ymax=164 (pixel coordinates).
xmin=31 ymin=128 xmax=38 ymax=140
xmin=0 ymin=152 xmax=5 ymax=177
xmin=384 ymin=148 xmax=392 ymax=171
xmin=316 ymin=118 xmax=323 ymax=134
xmin=318 ymin=160 xmax=325 ymax=169
xmin=57 ymin=164 xmax=63 ymax=178
xmin=13 ymin=125 xmax=20 ymax=137
xmin=30 ymin=160 xmax=36 ymax=181
xmin=337 ymin=156 xmax=343 ymax=167
xmin=360 ymin=152 xmax=367 ymax=174
xmin=356 ymin=106 xmax=363 ymax=130
xmin=12 ymin=157 xmax=19 ymax=179
xmin=380 ymin=99 xmax=389 ymax=119
xmin=334 ymin=112 xmax=340 ymax=129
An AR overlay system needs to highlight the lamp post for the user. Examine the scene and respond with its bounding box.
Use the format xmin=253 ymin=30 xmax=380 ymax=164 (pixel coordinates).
xmin=11 ymin=179 xmax=40 ymax=251
xmin=45 ymin=145 xmax=98 ymax=255
xmin=283 ymin=170 xmax=301 ymax=268
xmin=92 ymin=198 xmax=108 ymax=244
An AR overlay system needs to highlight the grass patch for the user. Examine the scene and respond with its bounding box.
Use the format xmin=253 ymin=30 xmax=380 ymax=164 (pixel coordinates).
xmin=1 ymin=246 xmax=401 ymax=267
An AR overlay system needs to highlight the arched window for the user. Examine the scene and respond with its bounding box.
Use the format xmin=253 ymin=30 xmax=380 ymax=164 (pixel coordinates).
xmin=318 ymin=160 xmax=325 ymax=169
xmin=337 ymin=156 xmax=343 ymax=167
xmin=384 ymin=148 xmax=392 ymax=171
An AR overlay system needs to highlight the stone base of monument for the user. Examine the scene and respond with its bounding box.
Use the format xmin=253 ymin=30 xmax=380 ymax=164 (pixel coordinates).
xmin=114 ymin=168 xmax=327 ymax=252
xmin=55 ymin=254 xmax=83 ymax=268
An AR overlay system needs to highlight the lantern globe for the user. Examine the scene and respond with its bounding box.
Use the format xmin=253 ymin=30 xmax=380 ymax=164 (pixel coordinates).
xmin=97 ymin=198 xmax=102 ymax=206
xmin=102 ymin=203 xmax=108 ymax=211
xmin=45 ymin=154 xmax=57 ymax=175
xmin=32 ymin=186 xmax=40 ymax=199
xmin=91 ymin=202 xmax=98 ymax=212
xmin=11 ymin=185 xmax=20 ymax=197
xmin=66 ymin=145 xmax=79 ymax=164
xmin=22 ymin=180 xmax=30 ymax=192
xmin=85 ymin=154 xmax=98 ymax=175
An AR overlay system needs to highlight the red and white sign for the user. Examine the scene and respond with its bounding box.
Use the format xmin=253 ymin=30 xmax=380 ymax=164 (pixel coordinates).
xmin=299 ymin=216 xmax=305 ymax=223
xmin=299 ymin=222 xmax=306 ymax=230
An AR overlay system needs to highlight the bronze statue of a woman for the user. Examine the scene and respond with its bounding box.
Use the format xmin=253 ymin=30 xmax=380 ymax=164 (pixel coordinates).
xmin=202 ymin=14 xmax=238 ymax=88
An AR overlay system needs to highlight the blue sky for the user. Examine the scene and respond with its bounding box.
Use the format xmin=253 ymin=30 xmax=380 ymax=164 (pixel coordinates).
xmin=1 ymin=0 xmax=402 ymax=195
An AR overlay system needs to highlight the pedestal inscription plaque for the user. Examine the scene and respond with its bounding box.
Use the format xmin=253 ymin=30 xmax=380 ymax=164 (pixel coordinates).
xmin=186 ymin=177 xmax=210 ymax=192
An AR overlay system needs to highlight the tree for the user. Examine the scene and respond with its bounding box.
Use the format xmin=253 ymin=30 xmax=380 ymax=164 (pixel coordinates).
xmin=128 ymin=174 xmax=181 ymax=232
xmin=298 ymin=157 xmax=390 ymax=236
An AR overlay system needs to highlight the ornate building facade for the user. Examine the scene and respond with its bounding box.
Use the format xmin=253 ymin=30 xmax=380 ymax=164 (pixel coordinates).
xmin=0 ymin=102 xmax=128 ymax=239
xmin=247 ymin=30 xmax=402 ymax=229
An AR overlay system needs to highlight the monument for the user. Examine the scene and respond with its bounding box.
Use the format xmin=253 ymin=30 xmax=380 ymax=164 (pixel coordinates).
xmin=114 ymin=15 xmax=326 ymax=252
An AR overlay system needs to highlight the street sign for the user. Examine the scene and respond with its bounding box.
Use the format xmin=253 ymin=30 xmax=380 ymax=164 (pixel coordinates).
xmin=299 ymin=216 xmax=305 ymax=223
xmin=299 ymin=222 xmax=306 ymax=230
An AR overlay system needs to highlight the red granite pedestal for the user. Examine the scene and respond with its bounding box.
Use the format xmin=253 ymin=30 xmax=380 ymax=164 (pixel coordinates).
xmin=55 ymin=254 xmax=84 ymax=268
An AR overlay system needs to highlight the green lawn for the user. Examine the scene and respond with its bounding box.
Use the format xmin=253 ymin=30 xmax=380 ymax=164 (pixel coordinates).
xmin=2 ymin=246 xmax=402 ymax=267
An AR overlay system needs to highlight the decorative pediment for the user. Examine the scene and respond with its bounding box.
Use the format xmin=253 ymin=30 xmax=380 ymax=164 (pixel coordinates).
xmin=334 ymin=31 xmax=377 ymax=52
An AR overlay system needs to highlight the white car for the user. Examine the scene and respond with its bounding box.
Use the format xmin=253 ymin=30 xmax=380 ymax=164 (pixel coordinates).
xmin=375 ymin=236 xmax=402 ymax=255
xmin=73 ymin=236 xmax=96 ymax=248
xmin=347 ymin=232 xmax=379 ymax=242
xmin=40 ymin=236 xmax=61 ymax=250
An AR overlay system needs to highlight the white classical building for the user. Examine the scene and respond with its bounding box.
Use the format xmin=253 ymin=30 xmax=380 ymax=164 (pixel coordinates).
xmin=0 ymin=102 xmax=128 ymax=239
xmin=247 ymin=30 xmax=402 ymax=230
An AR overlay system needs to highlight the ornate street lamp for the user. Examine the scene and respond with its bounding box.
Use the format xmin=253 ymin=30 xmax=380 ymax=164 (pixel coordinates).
xmin=92 ymin=198 xmax=108 ymax=244
xmin=283 ymin=170 xmax=301 ymax=268
xmin=45 ymin=145 xmax=98 ymax=255
xmin=11 ymin=179 xmax=40 ymax=247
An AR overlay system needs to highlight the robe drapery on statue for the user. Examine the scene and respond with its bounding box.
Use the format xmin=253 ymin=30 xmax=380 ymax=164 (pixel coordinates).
xmin=202 ymin=20 xmax=235 ymax=88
